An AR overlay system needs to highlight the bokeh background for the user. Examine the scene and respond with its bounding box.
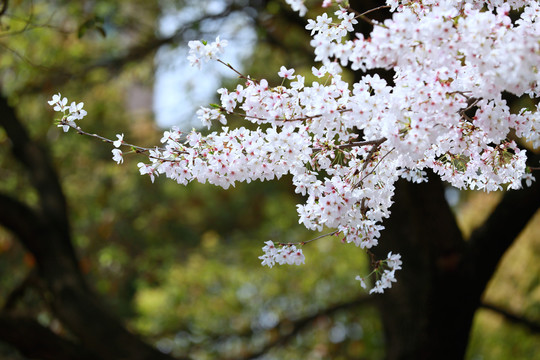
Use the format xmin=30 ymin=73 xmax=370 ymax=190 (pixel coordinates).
xmin=0 ymin=1 xmax=539 ymax=359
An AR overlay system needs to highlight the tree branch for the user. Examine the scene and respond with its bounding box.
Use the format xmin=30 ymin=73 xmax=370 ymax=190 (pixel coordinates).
xmin=2 ymin=269 xmax=40 ymax=311
xmin=481 ymin=302 xmax=540 ymax=334
xmin=0 ymin=97 xmax=183 ymax=359
xmin=466 ymin=154 xmax=540 ymax=299
xmin=0 ymin=95 xmax=70 ymax=240
xmin=21 ymin=6 xmax=241 ymax=95
xmin=0 ymin=312 xmax=97 ymax=360
xmin=0 ymin=0 xmax=8 ymax=17
xmin=239 ymin=295 xmax=375 ymax=360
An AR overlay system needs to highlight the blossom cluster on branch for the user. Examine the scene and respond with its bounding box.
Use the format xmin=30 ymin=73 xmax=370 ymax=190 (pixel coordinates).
xmin=50 ymin=0 xmax=539 ymax=293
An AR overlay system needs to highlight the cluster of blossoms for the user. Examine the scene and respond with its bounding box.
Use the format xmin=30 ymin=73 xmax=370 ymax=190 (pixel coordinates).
xmin=259 ymin=241 xmax=306 ymax=268
xmin=356 ymin=252 xmax=402 ymax=294
xmin=187 ymin=36 xmax=228 ymax=68
xmin=51 ymin=0 xmax=540 ymax=293
xmin=48 ymin=93 xmax=87 ymax=132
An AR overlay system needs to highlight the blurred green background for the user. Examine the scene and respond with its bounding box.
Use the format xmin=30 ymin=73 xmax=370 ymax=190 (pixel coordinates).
xmin=0 ymin=1 xmax=538 ymax=359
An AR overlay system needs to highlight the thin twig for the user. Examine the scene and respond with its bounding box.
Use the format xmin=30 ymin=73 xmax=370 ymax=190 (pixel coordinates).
xmin=313 ymin=137 xmax=387 ymax=152
xmin=61 ymin=121 xmax=157 ymax=152
xmin=217 ymin=59 xmax=259 ymax=84
xmin=278 ymin=230 xmax=339 ymax=247
xmin=355 ymin=147 xmax=395 ymax=188
xmin=447 ymin=90 xmax=472 ymax=99
xmin=459 ymin=97 xmax=479 ymax=115
xmin=340 ymin=137 xmax=387 ymax=150
xmin=356 ymin=5 xmax=390 ymax=19
xmin=61 ymin=122 xmax=186 ymax=163
xmin=348 ymin=5 xmax=390 ymax=27
xmin=223 ymin=107 xmax=351 ymax=123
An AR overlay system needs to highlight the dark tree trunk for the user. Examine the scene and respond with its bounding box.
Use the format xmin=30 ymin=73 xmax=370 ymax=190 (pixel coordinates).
xmin=0 ymin=95 xmax=182 ymax=360
xmin=373 ymin=177 xmax=470 ymax=359
xmin=373 ymin=172 xmax=540 ymax=360
xmin=345 ymin=2 xmax=540 ymax=357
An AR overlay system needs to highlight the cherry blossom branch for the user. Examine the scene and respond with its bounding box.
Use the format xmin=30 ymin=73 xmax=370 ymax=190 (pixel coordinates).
xmin=277 ymin=230 xmax=339 ymax=247
xmin=358 ymin=138 xmax=387 ymax=174
xmin=217 ymin=59 xmax=258 ymax=84
xmin=60 ymin=120 xmax=159 ymax=153
xmin=347 ymin=5 xmax=390 ymax=27
xmin=459 ymin=97 xmax=480 ymax=115
xmin=353 ymin=5 xmax=390 ymax=20
xmin=221 ymin=107 xmax=351 ymax=123
xmin=334 ymin=137 xmax=387 ymax=150
xmin=448 ymin=90 xmax=473 ymax=99
xmin=49 ymin=0 xmax=540 ymax=297
xmin=355 ymin=147 xmax=396 ymax=189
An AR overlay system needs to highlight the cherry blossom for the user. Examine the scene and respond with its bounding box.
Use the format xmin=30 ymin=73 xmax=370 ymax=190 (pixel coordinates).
xmin=259 ymin=240 xmax=306 ymax=268
xmin=112 ymin=149 xmax=124 ymax=164
xmin=50 ymin=1 xmax=540 ymax=293
xmin=48 ymin=93 xmax=87 ymax=132
xmin=113 ymin=134 xmax=124 ymax=148
xmin=187 ymin=36 xmax=228 ymax=68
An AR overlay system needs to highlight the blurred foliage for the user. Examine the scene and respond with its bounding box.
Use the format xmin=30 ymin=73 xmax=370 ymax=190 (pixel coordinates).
xmin=0 ymin=0 xmax=539 ymax=359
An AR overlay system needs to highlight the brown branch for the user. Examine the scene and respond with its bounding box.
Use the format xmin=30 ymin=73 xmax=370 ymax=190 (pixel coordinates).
xmin=337 ymin=137 xmax=387 ymax=150
xmin=0 ymin=0 xmax=8 ymax=17
xmin=165 ymin=295 xmax=375 ymax=359
xmin=217 ymin=59 xmax=256 ymax=83
xmin=313 ymin=137 xmax=387 ymax=152
xmin=347 ymin=5 xmax=390 ymax=27
xmin=465 ymin=152 xmax=540 ymax=299
xmin=0 ymin=191 xmax=178 ymax=360
xmin=60 ymin=120 xmax=163 ymax=153
xmin=222 ymin=107 xmax=352 ymax=123
xmin=0 ymin=95 xmax=70 ymax=240
xmin=277 ymin=230 xmax=339 ymax=246
xmin=2 ymin=269 xmax=40 ymax=311
xmin=0 ymin=312 xmax=98 ymax=360
xmin=238 ymin=295 xmax=375 ymax=360
xmin=20 ymin=6 xmax=240 ymax=95
xmin=481 ymin=302 xmax=540 ymax=334
xmin=352 ymin=143 xmax=394 ymax=191
xmin=357 ymin=147 xmax=394 ymax=184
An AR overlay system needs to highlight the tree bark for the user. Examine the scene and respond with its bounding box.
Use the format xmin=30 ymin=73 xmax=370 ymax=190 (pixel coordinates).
xmin=0 ymin=313 xmax=98 ymax=360
xmin=374 ymin=172 xmax=539 ymax=360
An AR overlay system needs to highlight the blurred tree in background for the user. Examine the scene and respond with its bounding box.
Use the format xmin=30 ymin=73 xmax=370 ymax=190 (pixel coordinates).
xmin=0 ymin=1 xmax=538 ymax=359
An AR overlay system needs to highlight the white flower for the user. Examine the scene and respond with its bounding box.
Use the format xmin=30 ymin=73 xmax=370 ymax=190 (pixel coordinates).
xmin=522 ymin=173 xmax=535 ymax=187
xmin=48 ymin=93 xmax=68 ymax=112
xmin=355 ymin=276 xmax=367 ymax=289
xmin=112 ymin=149 xmax=123 ymax=164
xmin=386 ymin=252 xmax=402 ymax=270
xmin=187 ymin=36 xmax=228 ymax=68
xmin=278 ymin=66 xmax=295 ymax=79
xmin=285 ymin=0 xmax=307 ymax=16
xmin=113 ymin=134 xmax=124 ymax=148
xmin=312 ymin=65 xmax=327 ymax=78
